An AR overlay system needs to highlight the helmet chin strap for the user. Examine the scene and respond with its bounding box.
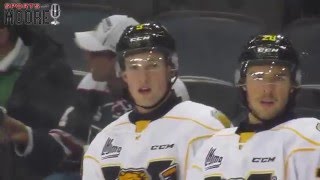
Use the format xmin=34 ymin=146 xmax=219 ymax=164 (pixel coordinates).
xmin=133 ymin=75 xmax=178 ymax=110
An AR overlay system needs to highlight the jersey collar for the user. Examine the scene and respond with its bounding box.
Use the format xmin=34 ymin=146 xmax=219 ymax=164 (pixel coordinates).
xmin=128 ymin=91 xmax=181 ymax=124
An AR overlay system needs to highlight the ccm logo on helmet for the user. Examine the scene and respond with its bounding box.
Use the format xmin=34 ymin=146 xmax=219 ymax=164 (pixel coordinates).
xmin=257 ymin=47 xmax=279 ymax=53
xmin=129 ymin=36 xmax=150 ymax=42
xmin=151 ymin=144 xmax=174 ymax=150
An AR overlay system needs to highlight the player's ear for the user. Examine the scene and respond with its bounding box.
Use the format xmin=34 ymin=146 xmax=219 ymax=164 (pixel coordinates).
xmin=122 ymin=72 xmax=128 ymax=83
xmin=166 ymin=66 xmax=175 ymax=80
xmin=289 ymin=79 xmax=298 ymax=93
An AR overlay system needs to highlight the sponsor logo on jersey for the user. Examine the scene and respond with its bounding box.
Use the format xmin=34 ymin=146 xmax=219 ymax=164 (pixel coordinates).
xmin=150 ymin=144 xmax=174 ymax=150
xmin=101 ymin=137 xmax=122 ymax=159
xmin=252 ymin=157 xmax=276 ymax=163
xmin=205 ymin=147 xmax=223 ymax=170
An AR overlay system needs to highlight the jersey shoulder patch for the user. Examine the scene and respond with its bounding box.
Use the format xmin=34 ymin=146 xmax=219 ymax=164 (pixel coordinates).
xmin=274 ymin=117 xmax=320 ymax=145
xmin=198 ymin=127 xmax=238 ymax=149
xmin=165 ymin=101 xmax=231 ymax=130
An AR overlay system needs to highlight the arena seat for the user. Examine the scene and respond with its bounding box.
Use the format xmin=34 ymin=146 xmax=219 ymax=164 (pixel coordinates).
xmin=156 ymin=10 xmax=265 ymax=82
xmin=283 ymin=18 xmax=320 ymax=84
xmin=180 ymin=75 xmax=242 ymax=121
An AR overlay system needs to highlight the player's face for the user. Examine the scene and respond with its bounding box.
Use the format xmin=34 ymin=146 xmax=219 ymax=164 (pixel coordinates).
xmin=84 ymin=50 xmax=116 ymax=82
xmin=122 ymin=50 xmax=171 ymax=109
xmin=245 ymin=65 xmax=293 ymax=122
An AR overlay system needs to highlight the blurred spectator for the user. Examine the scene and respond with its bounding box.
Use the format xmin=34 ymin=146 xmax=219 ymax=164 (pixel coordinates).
xmin=4 ymin=26 xmax=75 ymax=129
xmin=0 ymin=27 xmax=29 ymax=107
xmin=0 ymin=23 xmax=76 ymax=180
xmin=59 ymin=15 xmax=140 ymax=144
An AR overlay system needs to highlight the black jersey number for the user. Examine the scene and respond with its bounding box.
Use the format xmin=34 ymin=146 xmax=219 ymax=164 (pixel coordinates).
xmin=102 ymin=160 xmax=177 ymax=180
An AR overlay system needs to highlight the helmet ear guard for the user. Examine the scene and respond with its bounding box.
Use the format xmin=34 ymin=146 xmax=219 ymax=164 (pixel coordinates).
xmin=114 ymin=61 xmax=122 ymax=78
xmin=170 ymin=52 xmax=179 ymax=71
xmin=293 ymin=68 xmax=302 ymax=87
xmin=234 ymin=68 xmax=241 ymax=86
xmin=169 ymin=52 xmax=179 ymax=80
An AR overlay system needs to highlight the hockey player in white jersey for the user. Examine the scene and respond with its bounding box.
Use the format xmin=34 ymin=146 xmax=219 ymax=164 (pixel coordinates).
xmin=187 ymin=34 xmax=320 ymax=180
xmin=82 ymin=22 xmax=231 ymax=180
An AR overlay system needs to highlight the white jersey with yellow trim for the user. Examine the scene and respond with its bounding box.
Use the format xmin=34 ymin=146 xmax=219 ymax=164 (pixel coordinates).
xmin=187 ymin=117 xmax=320 ymax=180
xmin=82 ymin=100 xmax=229 ymax=180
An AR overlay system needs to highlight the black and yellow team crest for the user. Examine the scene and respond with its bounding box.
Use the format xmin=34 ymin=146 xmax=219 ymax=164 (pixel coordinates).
xmin=117 ymin=164 xmax=178 ymax=180
xmin=118 ymin=168 xmax=150 ymax=180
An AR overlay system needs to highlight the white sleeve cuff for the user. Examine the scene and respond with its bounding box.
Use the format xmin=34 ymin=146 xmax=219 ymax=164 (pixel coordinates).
xmin=15 ymin=126 xmax=34 ymax=157
xmin=49 ymin=132 xmax=71 ymax=156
